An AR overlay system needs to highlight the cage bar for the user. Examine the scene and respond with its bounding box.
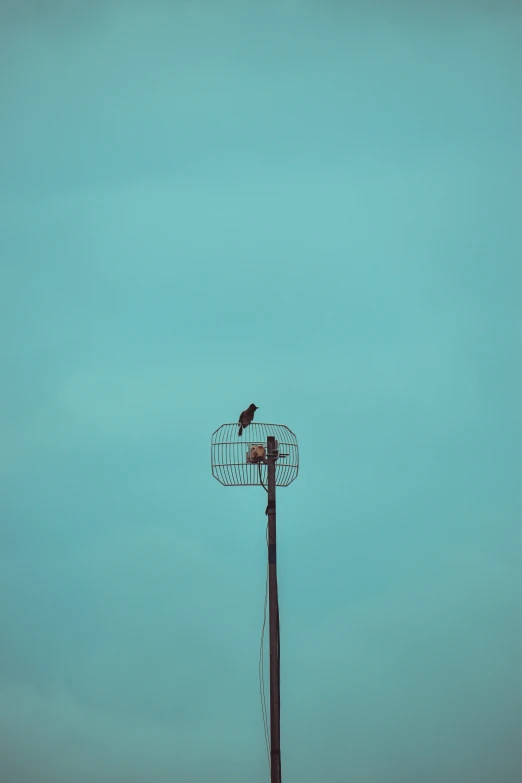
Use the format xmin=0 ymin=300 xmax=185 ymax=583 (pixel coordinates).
xmin=211 ymin=422 xmax=299 ymax=487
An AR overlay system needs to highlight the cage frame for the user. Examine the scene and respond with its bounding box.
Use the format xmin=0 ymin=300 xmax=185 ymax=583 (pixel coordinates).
xmin=211 ymin=422 xmax=299 ymax=487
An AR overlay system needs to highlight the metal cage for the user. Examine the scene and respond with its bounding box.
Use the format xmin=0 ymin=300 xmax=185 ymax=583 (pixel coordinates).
xmin=211 ymin=423 xmax=299 ymax=487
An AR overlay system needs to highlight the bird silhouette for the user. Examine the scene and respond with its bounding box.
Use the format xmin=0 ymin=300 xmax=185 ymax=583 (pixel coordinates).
xmin=238 ymin=404 xmax=259 ymax=436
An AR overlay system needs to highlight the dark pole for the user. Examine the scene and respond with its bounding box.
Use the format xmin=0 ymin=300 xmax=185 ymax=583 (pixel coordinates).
xmin=267 ymin=435 xmax=281 ymax=783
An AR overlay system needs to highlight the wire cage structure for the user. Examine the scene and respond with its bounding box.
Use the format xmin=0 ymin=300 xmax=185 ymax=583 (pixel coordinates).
xmin=211 ymin=423 xmax=299 ymax=487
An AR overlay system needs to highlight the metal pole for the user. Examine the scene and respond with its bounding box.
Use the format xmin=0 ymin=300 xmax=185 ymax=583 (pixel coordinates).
xmin=267 ymin=435 xmax=281 ymax=783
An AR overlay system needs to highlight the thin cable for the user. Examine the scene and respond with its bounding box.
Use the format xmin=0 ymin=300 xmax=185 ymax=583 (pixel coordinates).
xmin=273 ymin=549 xmax=282 ymax=783
xmin=258 ymin=463 xmax=270 ymax=516
xmin=258 ymin=462 xmax=268 ymax=492
xmin=259 ymin=520 xmax=270 ymax=772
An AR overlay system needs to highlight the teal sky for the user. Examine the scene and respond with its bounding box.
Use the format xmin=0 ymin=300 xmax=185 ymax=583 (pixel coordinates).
xmin=1 ymin=1 xmax=520 ymax=781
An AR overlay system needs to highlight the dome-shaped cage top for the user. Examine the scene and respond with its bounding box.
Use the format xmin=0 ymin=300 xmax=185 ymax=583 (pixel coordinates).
xmin=211 ymin=423 xmax=299 ymax=487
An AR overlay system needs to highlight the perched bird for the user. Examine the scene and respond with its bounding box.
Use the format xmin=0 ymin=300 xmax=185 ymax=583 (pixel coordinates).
xmin=238 ymin=403 xmax=259 ymax=437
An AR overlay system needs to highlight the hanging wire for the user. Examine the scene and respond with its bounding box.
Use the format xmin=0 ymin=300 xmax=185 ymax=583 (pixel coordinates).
xmin=258 ymin=462 xmax=268 ymax=492
xmin=259 ymin=526 xmax=271 ymax=773
xmin=271 ymin=594 xmax=283 ymax=783
xmin=258 ymin=462 xmax=270 ymax=515
xmin=258 ymin=468 xmax=270 ymax=771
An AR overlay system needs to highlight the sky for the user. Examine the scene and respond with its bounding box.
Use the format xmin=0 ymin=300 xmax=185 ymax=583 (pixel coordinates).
xmin=0 ymin=1 xmax=521 ymax=781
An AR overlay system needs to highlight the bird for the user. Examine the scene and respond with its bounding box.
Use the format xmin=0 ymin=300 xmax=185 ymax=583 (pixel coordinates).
xmin=238 ymin=403 xmax=259 ymax=437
